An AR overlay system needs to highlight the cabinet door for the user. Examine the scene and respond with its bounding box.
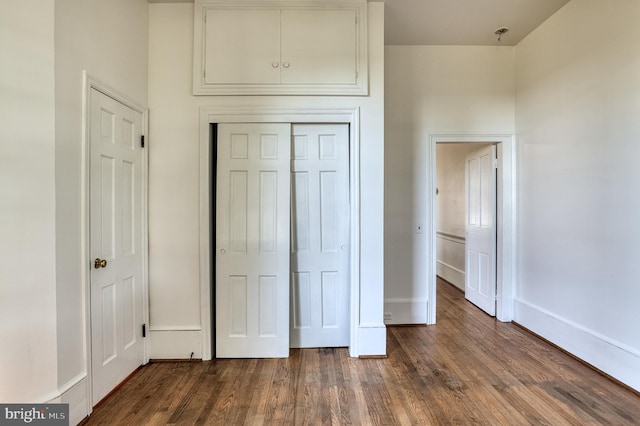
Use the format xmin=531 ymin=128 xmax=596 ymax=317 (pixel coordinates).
xmin=281 ymin=9 xmax=357 ymax=85
xmin=204 ymin=9 xmax=281 ymax=84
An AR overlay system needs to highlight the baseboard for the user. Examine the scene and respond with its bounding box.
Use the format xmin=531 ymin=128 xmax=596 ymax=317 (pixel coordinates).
xmin=56 ymin=375 xmax=89 ymax=426
xmin=357 ymin=324 xmax=386 ymax=356
xmin=384 ymin=298 xmax=427 ymax=324
xmin=436 ymin=262 xmax=464 ymax=290
xmin=149 ymin=329 xmax=202 ymax=359
xmin=514 ymin=298 xmax=640 ymax=392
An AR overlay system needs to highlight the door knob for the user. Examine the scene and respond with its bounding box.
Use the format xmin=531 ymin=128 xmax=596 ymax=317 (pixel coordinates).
xmin=94 ymin=258 xmax=108 ymax=269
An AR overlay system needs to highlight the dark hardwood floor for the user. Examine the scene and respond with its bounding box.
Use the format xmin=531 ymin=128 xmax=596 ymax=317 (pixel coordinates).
xmin=84 ymin=278 xmax=640 ymax=425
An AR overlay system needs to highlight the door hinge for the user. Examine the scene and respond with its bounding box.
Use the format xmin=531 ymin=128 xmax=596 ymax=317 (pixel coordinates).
xmin=141 ymin=135 xmax=145 ymax=148
xmin=142 ymin=324 xmax=146 ymax=338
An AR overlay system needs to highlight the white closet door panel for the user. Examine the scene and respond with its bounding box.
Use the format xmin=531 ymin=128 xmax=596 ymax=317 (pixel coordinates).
xmin=290 ymin=124 xmax=349 ymax=348
xmin=216 ymin=123 xmax=290 ymax=358
xmin=204 ymin=9 xmax=281 ymax=84
xmin=280 ymin=9 xmax=357 ymax=85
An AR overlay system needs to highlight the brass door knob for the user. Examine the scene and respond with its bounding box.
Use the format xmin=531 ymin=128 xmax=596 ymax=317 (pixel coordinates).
xmin=94 ymin=258 xmax=108 ymax=269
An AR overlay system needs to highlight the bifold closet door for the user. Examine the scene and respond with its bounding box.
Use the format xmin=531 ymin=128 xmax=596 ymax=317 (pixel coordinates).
xmin=290 ymin=124 xmax=350 ymax=348
xmin=216 ymin=123 xmax=291 ymax=358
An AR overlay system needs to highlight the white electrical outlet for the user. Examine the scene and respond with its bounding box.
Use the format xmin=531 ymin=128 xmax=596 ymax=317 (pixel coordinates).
xmin=383 ymin=313 xmax=392 ymax=321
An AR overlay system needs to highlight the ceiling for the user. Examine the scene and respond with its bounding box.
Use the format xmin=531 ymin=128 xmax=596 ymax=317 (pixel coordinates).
xmin=378 ymin=0 xmax=570 ymax=46
xmin=149 ymin=0 xmax=571 ymax=46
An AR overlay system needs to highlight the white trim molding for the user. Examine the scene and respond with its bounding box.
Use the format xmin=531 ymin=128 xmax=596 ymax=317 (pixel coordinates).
xmin=199 ymin=106 xmax=363 ymax=359
xmin=515 ymin=298 xmax=640 ymax=392
xmin=429 ymin=134 xmax=517 ymax=324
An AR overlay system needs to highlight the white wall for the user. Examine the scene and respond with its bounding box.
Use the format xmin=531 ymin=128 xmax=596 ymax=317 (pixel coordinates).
xmin=148 ymin=3 xmax=385 ymax=357
xmin=515 ymin=0 xmax=640 ymax=390
xmin=54 ymin=0 xmax=148 ymax=421
xmin=1 ymin=0 xmax=149 ymax=419
xmin=0 ymin=0 xmax=58 ymax=403
xmin=384 ymin=46 xmax=515 ymax=324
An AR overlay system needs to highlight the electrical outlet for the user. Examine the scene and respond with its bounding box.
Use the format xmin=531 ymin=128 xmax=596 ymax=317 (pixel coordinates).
xmin=383 ymin=313 xmax=392 ymax=321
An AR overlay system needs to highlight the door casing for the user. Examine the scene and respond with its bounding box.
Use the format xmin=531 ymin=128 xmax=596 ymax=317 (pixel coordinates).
xmin=82 ymin=72 xmax=149 ymax=411
xmin=199 ymin=107 xmax=362 ymax=359
xmin=429 ymin=134 xmax=516 ymax=324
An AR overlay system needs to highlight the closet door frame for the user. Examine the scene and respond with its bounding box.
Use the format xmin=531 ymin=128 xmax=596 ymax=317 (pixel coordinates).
xmin=198 ymin=107 xmax=361 ymax=360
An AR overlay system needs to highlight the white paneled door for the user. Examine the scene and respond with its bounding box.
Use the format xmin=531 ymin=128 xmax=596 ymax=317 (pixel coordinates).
xmin=90 ymin=88 xmax=144 ymax=404
xmin=290 ymin=124 xmax=350 ymax=348
xmin=216 ymin=123 xmax=291 ymax=358
xmin=465 ymin=145 xmax=497 ymax=316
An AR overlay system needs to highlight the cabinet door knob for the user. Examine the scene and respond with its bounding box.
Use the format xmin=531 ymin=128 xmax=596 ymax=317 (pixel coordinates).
xmin=282 ymin=62 xmax=290 ymax=68
xmin=272 ymin=62 xmax=279 ymax=68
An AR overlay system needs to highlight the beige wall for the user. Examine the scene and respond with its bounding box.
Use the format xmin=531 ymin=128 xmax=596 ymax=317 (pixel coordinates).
xmin=436 ymin=143 xmax=489 ymax=237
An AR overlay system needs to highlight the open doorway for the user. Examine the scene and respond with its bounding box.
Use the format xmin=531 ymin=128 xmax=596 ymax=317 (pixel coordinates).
xmin=428 ymin=135 xmax=516 ymax=325
xmin=435 ymin=143 xmax=495 ymax=315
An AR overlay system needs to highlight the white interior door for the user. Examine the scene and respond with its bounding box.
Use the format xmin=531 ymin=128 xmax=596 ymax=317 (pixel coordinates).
xmin=90 ymin=88 xmax=144 ymax=404
xmin=290 ymin=124 xmax=350 ymax=348
xmin=216 ymin=123 xmax=291 ymax=358
xmin=465 ymin=145 xmax=497 ymax=316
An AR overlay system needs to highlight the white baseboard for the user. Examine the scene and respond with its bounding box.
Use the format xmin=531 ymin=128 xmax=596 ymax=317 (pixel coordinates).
xmin=514 ymin=298 xmax=640 ymax=392
xmin=436 ymin=261 xmax=465 ymax=290
xmin=384 ymin=298 xmax=427 ymax=324
xmin=56 ymin=375 xmax=89 ymax=426
xmin=150 ymin=329 xmax=202 ymax=359
xmin=357 ymin=324 xmax=387 ymax=356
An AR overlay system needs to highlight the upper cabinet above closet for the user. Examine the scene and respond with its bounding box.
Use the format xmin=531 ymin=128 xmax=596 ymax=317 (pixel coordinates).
xmin=193 ymin=0 xmax=368 ymax=96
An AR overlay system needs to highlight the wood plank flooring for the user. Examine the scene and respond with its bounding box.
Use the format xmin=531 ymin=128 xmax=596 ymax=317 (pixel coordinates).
xmin=84 ymin=278 xmax=640 ymax=425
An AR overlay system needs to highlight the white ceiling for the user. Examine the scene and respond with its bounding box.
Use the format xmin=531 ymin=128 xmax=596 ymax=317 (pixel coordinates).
xmin=378 ymin=0 xmax=571 ymax=46
xmin=149 ymin=0 xmax=572 ymax=46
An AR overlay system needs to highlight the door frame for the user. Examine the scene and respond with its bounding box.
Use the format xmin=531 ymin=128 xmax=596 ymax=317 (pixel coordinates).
xmin=81 ymin=72 xmax=150 ymax=409
xmin=199 ymin=107 xmax=361 ymax=359
xmin=429 ymin=134 xmax=516 ymax=323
